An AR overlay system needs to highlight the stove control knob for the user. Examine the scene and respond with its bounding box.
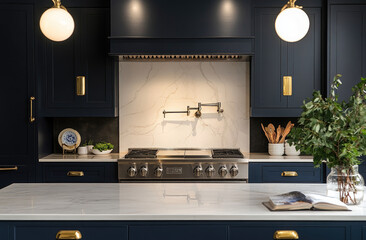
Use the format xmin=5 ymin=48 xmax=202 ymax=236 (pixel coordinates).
xmin=206 ymin=165 xmax=215 ymax=177
xmin=193 ymin=165 xmax=203 ymax=177
xmin=218 ymin=165 xmax=228 ymax=177
xmin=127 ymin=166 xmax=137 ymax=177
xmin=139 ymin=166 xmax=148 ymax=177
xmin=154 ymin=166 xmax=163 ymax=177
xmin=230 ymin=165 xmax=239 ymax=177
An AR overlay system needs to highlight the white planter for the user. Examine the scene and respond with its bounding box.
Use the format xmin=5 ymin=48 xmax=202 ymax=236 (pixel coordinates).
xmin=77 ymin=146 xmax=88 ymax=155
xmin=285 ymin=142 xmax=301 ymax=156
xmin=86 ymin=145 xmax=94 ymax=154
xmin=268 ymin=143 xmax=284 ymax=156
xmin=91 ymin=149 xmax=113 ymax=155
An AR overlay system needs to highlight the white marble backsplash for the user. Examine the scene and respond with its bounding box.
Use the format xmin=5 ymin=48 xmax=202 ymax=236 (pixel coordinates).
xmin=119 ymin=61 xmax=250 ymax=152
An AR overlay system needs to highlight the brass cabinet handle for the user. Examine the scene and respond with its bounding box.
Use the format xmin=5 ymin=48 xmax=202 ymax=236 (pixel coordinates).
xmin=67 ymin=171 xmax=84 ymax=177
xmin=76 ymin=76 xmax=86 ymax=96
xmin=273 ymin=230 xmax=299 ymax=239
xmin=281 ymin=171 xmax=298 ymax=177
xmin=56 ymin=230 xmax=82 ymax=240
xmin=29 ymin=96 xmax=35 ymax=123
xmin=283 ymin=76 xmax=292 ymax=96
xmin=0 ymin=166 xmax=18 ymax=171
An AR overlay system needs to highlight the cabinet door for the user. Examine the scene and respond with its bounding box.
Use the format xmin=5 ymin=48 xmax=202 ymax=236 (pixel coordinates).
xmin=40 ymin=7 xmax=117 ymax=117
xmin=253 ymin=8 xmax=287 ymax=114
xmin=252 ymin=7 xmax=321 ymax=117
xmin=43 ymin=8 xmax=82 ymax=110
xmin=288 ymin=8 xmax=321 ymax=109
xmin=0 ymin=4 xmax=35 ymax=186
xmin=329 ymin=5 xmax=366 ymax=101
xmin=80 ymin=8 xmax=115 ymax=110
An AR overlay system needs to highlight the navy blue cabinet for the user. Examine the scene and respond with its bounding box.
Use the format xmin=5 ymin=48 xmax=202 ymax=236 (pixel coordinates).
xmin=328 ymin=4 xmax=366 ymax=101
xmin=109 ymin=0 xmax=254 ymax=55
xmin=230 ymin=222 xmax=351 ymax=240
xmin=0 ymin=221 xmax=361 ymax=240
xmin=41 ymin=163 xmax=117 ymax=183
xmin=252 ymin=7 xmax=321 ymax=117
xmin=0 ymin=3 xmax=36 ymax=188
xmin=38 ymin=7 xmax=118 ymax=117
xmin=249 ymin=162 xmax=323 ymax=183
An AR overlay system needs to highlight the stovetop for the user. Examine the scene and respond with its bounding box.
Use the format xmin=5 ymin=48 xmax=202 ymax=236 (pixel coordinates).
xmin=124 ymin=148 xmax=244 ymax=159
xmin=119 ymin=148 xmax=248 ymax=181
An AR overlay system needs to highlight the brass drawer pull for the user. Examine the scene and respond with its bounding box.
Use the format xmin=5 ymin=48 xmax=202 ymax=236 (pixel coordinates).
xmin=281 ymin=171 xmax=298 ymax=177
xmin=67 ymin=171 xmax=84 ymax=177
xmin=0 ymin=166 xmax=18 ymax=171
xmin=56 ymin=230 xmax=82 ymax=239
xmin=283 ymin=76 xmax=292 ymax=96
xmin=29 ymin=96 xmax=35 ymax=123
xmin=76 ymin=76 xmax=86 ymax=96
xmin=273 ymin=230 xmax=299 ymax=239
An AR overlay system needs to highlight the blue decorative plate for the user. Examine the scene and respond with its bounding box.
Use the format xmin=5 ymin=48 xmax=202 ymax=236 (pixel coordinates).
xmin=58 ymin=128 xmax=81 ymax=150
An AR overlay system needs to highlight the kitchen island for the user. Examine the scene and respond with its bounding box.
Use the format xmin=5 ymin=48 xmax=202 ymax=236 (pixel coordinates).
xmin=0 ymin=183 xmax=364 ymax=239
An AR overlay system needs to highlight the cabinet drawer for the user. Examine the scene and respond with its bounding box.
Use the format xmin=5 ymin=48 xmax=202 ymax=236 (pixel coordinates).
xmin=249 ymin=162 xmax=323 ymax=183
xmin=15 ymin=225 xmax=127 ymax=240
xmin=230 ymin=223 xmax=349 ymax=240
xmin=129 ymin=225 xmax=227 ymax=240
xmin=42 ymin=163 xmax=115 ymax=183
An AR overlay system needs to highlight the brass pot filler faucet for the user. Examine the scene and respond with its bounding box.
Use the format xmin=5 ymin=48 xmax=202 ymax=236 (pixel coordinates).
xmin=163 ymin=102 xmax=224 ymax=118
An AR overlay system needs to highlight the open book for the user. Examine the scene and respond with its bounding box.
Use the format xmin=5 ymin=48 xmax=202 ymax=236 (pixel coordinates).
xmin=263 ymin=191 xmax=350 ymax=211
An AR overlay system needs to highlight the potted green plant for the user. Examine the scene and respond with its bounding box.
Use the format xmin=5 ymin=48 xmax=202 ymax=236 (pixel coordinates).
xmin=91 ymin=142 xmax=114 ymax=155
xmin=287 ymin=74 xmax=366 ymax=205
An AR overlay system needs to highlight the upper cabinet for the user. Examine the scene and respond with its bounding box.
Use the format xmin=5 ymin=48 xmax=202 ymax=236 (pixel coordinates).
xmin=37 ymin=5 xmax=118 ymax=117
xmin=251 ymin=5 xmax=322 ymax=117
xmin=328 ymin=4 xmax=366 ymax=101
xmin=109 ymin=0 xmax=254 ymax=55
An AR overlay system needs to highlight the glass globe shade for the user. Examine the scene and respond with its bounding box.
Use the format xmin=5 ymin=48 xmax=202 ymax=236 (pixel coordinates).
xmin=40 ymin=8 xmax=75 ymax=42
xmin=275 ymin=7 xmax=310 ymax=42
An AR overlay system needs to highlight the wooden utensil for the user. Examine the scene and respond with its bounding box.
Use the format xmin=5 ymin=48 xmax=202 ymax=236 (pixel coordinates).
xmin=261 ymin=123 xmax=271 ymax=142
xmin=267 ymin=125 xmax=275 ymax=143
xmin=279 ymin=121 xmax=294 ymax=143
xmin=275 ymin=125 xmax=282 ymax=143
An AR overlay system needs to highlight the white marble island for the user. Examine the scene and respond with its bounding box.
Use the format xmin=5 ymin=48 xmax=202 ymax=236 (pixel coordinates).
xmin=0 ymin=183 xmax=365 ymax=221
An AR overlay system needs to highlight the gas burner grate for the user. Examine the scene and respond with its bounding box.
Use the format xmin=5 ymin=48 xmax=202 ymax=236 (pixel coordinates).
xmin=124 ymin=149 xmax=158 ymax=158
xmin=212 ymin=149 xmax=244 ymax=158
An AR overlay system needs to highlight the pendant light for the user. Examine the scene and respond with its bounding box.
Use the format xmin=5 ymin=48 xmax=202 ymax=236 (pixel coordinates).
xmin=275 ymin=0 xmax=310 ymax=42
xmin=40 ymin=0 xmax=75 ymax=42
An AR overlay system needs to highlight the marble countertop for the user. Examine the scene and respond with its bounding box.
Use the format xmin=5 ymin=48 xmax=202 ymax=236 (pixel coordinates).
xmin=39 ymin=153 xmax=313 ymax=163
xmin=0 ymin=183 xmax=365 ymax=221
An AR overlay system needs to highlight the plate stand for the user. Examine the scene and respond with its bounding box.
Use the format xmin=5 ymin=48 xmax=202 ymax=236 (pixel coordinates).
xmin=62 ymin=144 xmax=77 ymax=155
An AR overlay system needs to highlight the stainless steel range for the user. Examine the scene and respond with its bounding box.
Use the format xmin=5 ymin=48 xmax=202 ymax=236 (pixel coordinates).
xmin=118 ymin=148 xmax=248 ymax=182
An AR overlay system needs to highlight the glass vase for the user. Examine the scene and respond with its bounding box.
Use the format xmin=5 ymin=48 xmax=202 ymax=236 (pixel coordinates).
xmin=327 ymin=165 xmax=364 ymax=205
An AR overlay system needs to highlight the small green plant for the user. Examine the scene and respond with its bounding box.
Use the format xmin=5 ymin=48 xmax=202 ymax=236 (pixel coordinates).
xmin=287 ymin=74 xmax=366 ymax=204
xmin=82 ymin=140 xmax=94 ymax=147
xmin=93 ymin=142 xmax=114 ymax=152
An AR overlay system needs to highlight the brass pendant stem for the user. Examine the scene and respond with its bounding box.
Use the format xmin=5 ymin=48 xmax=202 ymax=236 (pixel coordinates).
xmin=52 ymin=0 xmax=62 ymax=8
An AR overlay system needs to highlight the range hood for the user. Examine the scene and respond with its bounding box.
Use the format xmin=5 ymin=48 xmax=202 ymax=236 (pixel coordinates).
xmin=109 ymin=0 xmax=254 ymax=56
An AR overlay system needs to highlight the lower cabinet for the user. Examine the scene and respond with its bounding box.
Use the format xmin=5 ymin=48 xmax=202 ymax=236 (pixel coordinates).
xmin=129 ymin=225 xmax=227 ymax=240
xmin=1 ymin=221 xmax=362 ymax=240
xmin=41 ymin=163 xmax=117 ymax=183
xmin=13 ymin=223 xmax=127 ymax=240
xmin=249 ymin=162 xmax=324 ymax=183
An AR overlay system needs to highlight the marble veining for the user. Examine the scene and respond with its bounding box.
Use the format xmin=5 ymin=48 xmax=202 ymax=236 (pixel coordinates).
xmin=119 ymin=62 xmax=250 ymax=152
xmin=0 ymin=183 xmax=365 ymax=220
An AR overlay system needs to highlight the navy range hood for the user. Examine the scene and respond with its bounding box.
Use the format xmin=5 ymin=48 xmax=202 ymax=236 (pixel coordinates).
xmin=109 ymin=0 xmax=254 ymax=56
